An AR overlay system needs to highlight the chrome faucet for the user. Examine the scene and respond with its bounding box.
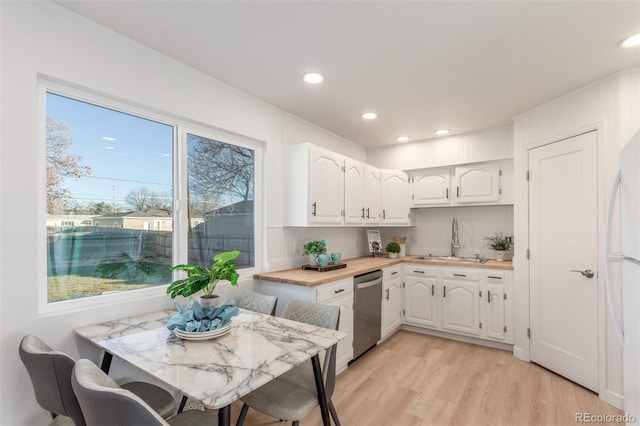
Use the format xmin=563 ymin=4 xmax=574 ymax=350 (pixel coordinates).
xmin=451 ymin=217 xmax=460 ymax=256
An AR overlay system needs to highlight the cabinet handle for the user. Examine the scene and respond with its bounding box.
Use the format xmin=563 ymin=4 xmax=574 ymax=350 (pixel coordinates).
xmin=446 ymin=188 xmax=449 ymax=199
xmin=366 ymin=208 xmax=370 ymax=219
xmin=443 ymin=286 xmax=446 ymax=298
xmin=431 ymin=285 xmax=434 ymax=296
xmin=488 ymin=275 xmax=502 ymax=280
xmin=361 ymin=207 xmax=365 ymax=218
xmin=457 ymin=186 xmax=460 ymax=197
xmin=487 ymin=290 xmax=491 ymax=303
xmin=391 ymin=271 xmax=398 ymax=275
xmin=334 ymin=288 xmax=345 ymax=294
xmin=383 ymin=209 xmax=386 ymax=219
xmin=413 ymin=270 xmax=425 ymax=274
xmin=312 ymin=202 xmax=317 ymax=216
xmin=385 ymin=289 xmax=390 ymax=300
xmin=453 ymin=273 xmax=466 ymax=277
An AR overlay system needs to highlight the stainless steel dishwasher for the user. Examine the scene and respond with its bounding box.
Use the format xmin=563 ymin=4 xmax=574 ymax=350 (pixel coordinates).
xmin=353 ymin=269 xmax=383 ymax=361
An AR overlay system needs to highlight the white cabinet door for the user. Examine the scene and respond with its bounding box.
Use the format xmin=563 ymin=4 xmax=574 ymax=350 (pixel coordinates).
xmin=382 ymin=276 xmax=403 ymax=338
xmin=412 ymin=168 xmax=451 ymax=206
xmin=484 ymin=281 xmax=506 ymax=341
xmin=380 ymin=170 xmax=410 ymax=224
xmin=344 ymin=159 xmax=365 ymax=225
xmin=324 ymin=292 xmax=354 ymax=371
xmin=363 ymin=165 xmax=380 ymax=224
xmin=454 ymin=162 xmax=500 ymax=203
xmin=442 ymin=278 xmax=481 ymax=336
xmin=404 ymin=276 xmax=439 ymax=329
xmin=309 ymin=147 xmax=344 ymax=224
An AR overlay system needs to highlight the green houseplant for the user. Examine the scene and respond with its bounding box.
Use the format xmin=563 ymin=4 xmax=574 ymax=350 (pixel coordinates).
xmin=303 ymin=240 xmax=327 ymax=265
xmin=484 ymin=233 xmax=511 ymax=261
xmin=167 ymin=250 xmax=240 ymax=302
xmin=385 ymin=242 xmax=401 ymax=259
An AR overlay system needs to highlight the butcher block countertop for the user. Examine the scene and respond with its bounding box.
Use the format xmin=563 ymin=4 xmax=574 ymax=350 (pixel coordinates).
xmin=253 ymin=256 xmax=514 ymax=287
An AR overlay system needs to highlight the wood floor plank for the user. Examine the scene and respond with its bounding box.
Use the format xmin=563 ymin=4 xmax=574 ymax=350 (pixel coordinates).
xmin=229 ymin=330 xmax=623 ymax=425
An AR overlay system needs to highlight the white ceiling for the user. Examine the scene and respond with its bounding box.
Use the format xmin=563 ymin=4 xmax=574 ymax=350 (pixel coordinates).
xmin=56 ymin=1 xmax=640 ymax=148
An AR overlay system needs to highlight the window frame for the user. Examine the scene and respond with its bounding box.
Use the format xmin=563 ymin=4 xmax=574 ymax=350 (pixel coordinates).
xmin=38 ymin=78 xmax=264 ymax=316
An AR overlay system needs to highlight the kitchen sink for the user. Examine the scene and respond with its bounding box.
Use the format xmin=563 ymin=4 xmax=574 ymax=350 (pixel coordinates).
xmin=415 ymin=255 xmax=489 ymax=264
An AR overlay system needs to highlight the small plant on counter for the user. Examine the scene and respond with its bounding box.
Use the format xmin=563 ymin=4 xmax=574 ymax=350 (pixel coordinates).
xmin=386 ymin=242 xmax=401 ymax=258
xmin=484 ymin=233 xmax=511 ymax=251
xmin=303 ymin=240 xmax=327 ymax=255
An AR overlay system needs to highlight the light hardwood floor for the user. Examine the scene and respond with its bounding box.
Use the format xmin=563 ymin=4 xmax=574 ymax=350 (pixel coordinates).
xmin=226 ymin=330 xmax=623 ymax=426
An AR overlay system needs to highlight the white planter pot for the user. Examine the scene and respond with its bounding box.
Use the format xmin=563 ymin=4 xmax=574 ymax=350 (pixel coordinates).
xmin=308 ymin=254 xmax=318 ymax=266
xmin=200 ymin=295 xmax=220 ymax=307
xmin=495 ymin=251 xmax=506 ymax=262
xmin=399 ymin=244 xmax=406 ymax=258
xmin=389 ymin=253 xmax=398 ymax=259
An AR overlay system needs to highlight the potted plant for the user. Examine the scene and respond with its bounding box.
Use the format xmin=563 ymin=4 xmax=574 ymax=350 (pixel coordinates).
xmin=167 ymin=250 xmax=240 ymax=306
xmin=484 ymin=233 xmax=511 ymax=261
xmin=385 ymin=242 xmax=401 ymax=259
xmin=304 ymin=240 xmax=327 ymax=265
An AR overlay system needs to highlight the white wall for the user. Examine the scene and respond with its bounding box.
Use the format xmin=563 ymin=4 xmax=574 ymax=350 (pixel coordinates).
xmin=367 ymin=125 xmax=513 ymax=170
xmin=512 ymin=68 xmax=640 ymax=409
xmin=0 ymin=2 xmax=364 ymax=425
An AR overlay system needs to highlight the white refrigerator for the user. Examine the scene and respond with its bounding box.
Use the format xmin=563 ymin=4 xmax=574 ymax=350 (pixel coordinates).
xmin=606 ymin=129 xmax=640 ymax=423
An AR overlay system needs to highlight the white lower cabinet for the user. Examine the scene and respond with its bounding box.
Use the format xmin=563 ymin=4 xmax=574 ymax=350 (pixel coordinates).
xmin=402 ymin=264 xmax=513 ymax=344
xmin=441 ymin=269 xmax=481 ymax=337
xmin=381 ymin=265 xmax=402 ymax=339
xmin=404 ymin=266 xmax=439 ymax=329
xmin=258 ymin=277 xmax=354 ymax=372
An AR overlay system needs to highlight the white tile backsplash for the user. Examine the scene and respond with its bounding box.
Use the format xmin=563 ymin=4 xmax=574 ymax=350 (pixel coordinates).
xmin=266 ymin=205 xmax=513 ymax=270
xmin=384 ymin=206 xmax=514 ymax=260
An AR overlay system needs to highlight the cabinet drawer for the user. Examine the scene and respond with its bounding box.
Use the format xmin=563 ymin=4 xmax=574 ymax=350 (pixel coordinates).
xmin=383 ymin=265 xmax=401 ymax=280
xmin=316 ymin=277 xmax=354 ymax=303
xmin=442 ymin=269 xmax=480 ymax=281
xmin=404 ymin=264 xmax=438 ymax=277
xmin=484 ymin=271 xmax=506 ymax=282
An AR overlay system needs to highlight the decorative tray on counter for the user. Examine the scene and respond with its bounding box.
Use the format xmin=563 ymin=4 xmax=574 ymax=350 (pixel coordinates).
xmin=301 ymin=263 xmax=347 ymax=272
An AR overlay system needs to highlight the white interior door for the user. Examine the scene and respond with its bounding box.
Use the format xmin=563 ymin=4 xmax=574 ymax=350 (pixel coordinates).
xmin=529 ymin=131 xmax=598 ymax=392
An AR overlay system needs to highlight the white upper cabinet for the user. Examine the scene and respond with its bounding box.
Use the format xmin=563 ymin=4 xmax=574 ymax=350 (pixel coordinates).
xmin=344 ymin=160 xmax=381 ymax=225
xmin=454 ymin=162 xmax=500 ymax=203
xmin=363 ymin=165 xmax=381 ymax=224
xmin=283 ymin=144 xmax=345 ymax=226
xmin=412 ymin=167 xmax=451 ymax=206
xmin=380 ymin=170 xmax=410 ymax=225
xmin=344 ymin=159 xmax=366 ymax=225
xmin=409 ymin=160 xmax=514 ymax=208
xmin=283 ymin=143 xmax=399 ymax=227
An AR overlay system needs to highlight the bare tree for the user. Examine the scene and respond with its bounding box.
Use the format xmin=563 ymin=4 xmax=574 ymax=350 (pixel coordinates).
xmin=187 ymin=136 xmax=254 ymax=210
xmin=124 ymin=187 xmax=171 ymax=211
xmin=46 ymin=116 xmax=91 ymax=213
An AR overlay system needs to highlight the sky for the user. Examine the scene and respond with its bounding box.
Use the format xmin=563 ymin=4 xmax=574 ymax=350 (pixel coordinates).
xmin=47 ymin=92 xmax=173 ymax=211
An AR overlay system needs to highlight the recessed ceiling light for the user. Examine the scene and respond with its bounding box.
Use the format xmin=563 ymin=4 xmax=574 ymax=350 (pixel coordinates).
xmin=302 ymin=72 xmax=325 ymax=84
xmin=435 ymin=129 xmax=451 ymax=136
xmin=620 ymin=32 xmax=640 ymax=48
xmin=361 ymin=112 xmax=378 ymax=120
xmin=102 ymin=136 xmax=116 ymax=141
xmin=396 ymin=136 xmax=410 ymax=142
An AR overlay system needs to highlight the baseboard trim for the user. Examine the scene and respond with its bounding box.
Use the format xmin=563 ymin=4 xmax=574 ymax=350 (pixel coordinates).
xmin=399 ymin=324 xmax=513 ymax=352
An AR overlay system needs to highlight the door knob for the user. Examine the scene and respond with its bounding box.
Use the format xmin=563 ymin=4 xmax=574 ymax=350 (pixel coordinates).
xmin=570 ymin=269 xmax=595 ymax=278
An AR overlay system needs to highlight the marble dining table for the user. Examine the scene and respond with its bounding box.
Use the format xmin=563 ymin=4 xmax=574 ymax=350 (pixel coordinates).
xmin=75 ymin=307 xmax=345 ymax=426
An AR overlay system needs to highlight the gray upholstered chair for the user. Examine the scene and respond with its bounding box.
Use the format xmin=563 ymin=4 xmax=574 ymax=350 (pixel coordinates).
xmin=236 ymin=300 xmax=341 ymax=426
xmin=236 ymin=290 xmax=278 ymax=315
xmin=19 ymin=335 xmax=176 ymax=425
xmin=71 ymin=359 xmax=214 ymax=426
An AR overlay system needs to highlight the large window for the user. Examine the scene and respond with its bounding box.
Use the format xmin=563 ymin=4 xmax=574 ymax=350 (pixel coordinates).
xmin=44 ymin=88 xmax=259 ymax=305
xmin=187 ymin=134 xmax=255 ymax=269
